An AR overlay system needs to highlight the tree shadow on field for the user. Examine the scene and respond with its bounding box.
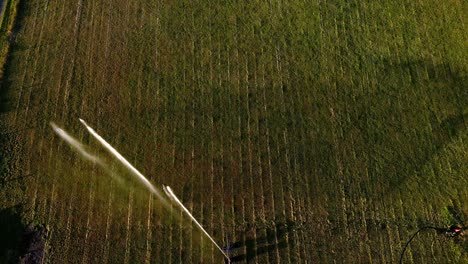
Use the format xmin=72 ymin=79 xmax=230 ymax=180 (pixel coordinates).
xmin=348 ymin=59 xmax=467 ymax=194
xmin=0 ymin=205 xmax=25 ymax=264
xmin=0 ymin=0 xmax=30 ymax=113
xmin=226 ymin=221 xmax=297 ymax=263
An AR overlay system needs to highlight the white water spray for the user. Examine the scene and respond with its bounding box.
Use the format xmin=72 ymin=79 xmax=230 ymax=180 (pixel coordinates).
xmin=51 ymin=122 xmax=102 ymax=164
xmin=51 ymin=122 xmax=125 ymax=184
xmin=52 ymin=120 xmax=228 ymax=262
xmin=79 ymin=119 xmax=169 ymax=207
xmin=163 ymin=185 xmax=230 ymax=261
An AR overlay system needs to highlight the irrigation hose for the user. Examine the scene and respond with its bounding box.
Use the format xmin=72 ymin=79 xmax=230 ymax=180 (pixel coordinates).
xmin=399 ymin=226 xmax=449 ymax=264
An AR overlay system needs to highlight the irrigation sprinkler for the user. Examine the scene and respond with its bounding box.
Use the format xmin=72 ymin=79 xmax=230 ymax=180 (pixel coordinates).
xmin=163 ymin=185 xmax=231 ymax=262
xmin=53 ymin=119 xmax=231 ymax=262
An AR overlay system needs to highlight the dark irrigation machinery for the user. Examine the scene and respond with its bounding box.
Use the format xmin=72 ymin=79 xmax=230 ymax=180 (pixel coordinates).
xmin=399 ymin=224 xmax=464 ymax=264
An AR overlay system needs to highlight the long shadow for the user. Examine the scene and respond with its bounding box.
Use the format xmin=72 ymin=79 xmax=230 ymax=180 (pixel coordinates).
xmin=347 ymin=59 xmax=467 ymax=193
xmin=0 ymin=0 xmax=29 ymax=113
xmin=226 ymin=221 xmax=297 ymax=263
xmin=0 ymin=205 xmax=25 ymax=264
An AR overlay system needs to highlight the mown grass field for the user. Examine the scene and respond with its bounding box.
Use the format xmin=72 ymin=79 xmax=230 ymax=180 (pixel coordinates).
xmin=0 ymin=0 xmax=467 ymax=263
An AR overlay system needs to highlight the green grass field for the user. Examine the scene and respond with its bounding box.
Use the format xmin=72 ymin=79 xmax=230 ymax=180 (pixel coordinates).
xmin=0 ymin=0 xmax=467 ymax=263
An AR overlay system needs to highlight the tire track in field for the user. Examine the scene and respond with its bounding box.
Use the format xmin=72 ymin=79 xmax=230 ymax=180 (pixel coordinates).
xmin=61 ymin=180 xmax=78 ymax=263
xmin=59 ymin=0 xmax=83 ymax=121
xmin=81 ymin=168 xmax=96 ymax=264
xmin=276 ymin=44 xmax=296 ymax=263
xmin=284 ymin=22 xmax=305 ymax=262
xmin=75 ymin=1 xmax=98 ymax=262
xmin=144 ymin=193 xmax=153 ymax=264
xmin=259 ymin=46 xmax=281 ymax=263
xmin=206 ymin=5 xmax=216 ymax=261
xmin=295 ymin=49 xmax=317 ymax=262
xmin=123 ymin=189 xmax=134 ymax=264
xmin=225 ymin=35 xmax=238 ymax=254
xmin=12 ymin=1 xmax=41 ymax=125
xmin=92 ymin=3 xmax=112 ymax=261
xmin=273 ymin=47 xmax=290 ymax=263
xmin=233 ymin=20 xmax=247 ymax=248
xmin=213 ymin=29 xmax=228 ymax=263
xmin=27 ymin=0 xmax=67 ymax=228
xmin=102 ymin=180 xmax=114 ymax=264
xmin=244 ymin=49 xmax=260 ymax=264
xmin=251 ymin=48 xmax=270 ymax=264
xmin=51 ymin=0 xmax=87 ymax=259
xmin=288 ymin=56 xmax=308 ymax=263
xmin=176 ymin=56 xmax=187 ymax=264
xmin=187 ymin=8 xmax=196 ymax=261
xmin=33 ymin=0 xmax=66 ymax=138
xmin=21 ymin=0 xmax=51 ymax=126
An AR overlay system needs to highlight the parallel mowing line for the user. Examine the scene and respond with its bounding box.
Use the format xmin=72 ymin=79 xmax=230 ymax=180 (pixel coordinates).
xmin=12 ymin=1 xmax=41 ymax=125
xmin=47 ymin=36 xmax=78 ymax=260
xmin=22 ymin=0 xmax=50 ymax=125
xmin=337 ymin=6 xmax=354 ymax=246
xmin=282 ymin=131 xmax=294 ymax=264
xmin=188 ymin=9 xmax=196 ymax=261
xmin=144 ymin=194 xmax=153 ymax=264
xmin=102 ymin=179 xmax=114 ymax=264
xmin=296 ymin=47 xmax=315 ymax=262
xmin=355 ymin=2 xmax=375 ymax=261
xmin=135 ymin=3 xmax=145 ymax=115
xmin=81 ymin=2 xmax=98 ymax=262
xmin=273 ymin=48 xmax=288 ymax=260
xmin=130 ymin=6 xmax=148 ymax=262
xmin=289 ymin=57 xmax=306 ymax=263
xmin=60 ymin=0 xmax=83 ymax=120
xmin=275 ymin=43 xmax=293 ymax=263
xmin=145 ymin=193 xmax=153 ymax=264
xmin=245 ymin=50 xmax=260 ymax=264
xmin=225 ymin=38 xmax=237 ymax=251
xmin=62 ymin=181 xmax=78 ymax=263
xmin=98 ymin=5 xmax=112 ymax=263
xmin=83 ymin=0 xmax=98 ymax=111
xmin=157 ymin=32 xmax=170 ymax=263
xmin=73 ymin=70 xmax=90 ymax=261
xmin=229 ymin=14 xmax=246 ymax=259
xmin=260 ymin=48 xmax=281 ymax=263
xmin=177 ymin=48 xmax=190 ymax=264
xmin=152 ymin=28 xmax=164 ymax=263
xmin=171 ymin=114 xmax=178 ymax=264
xmin=302 ymin=86 xmax=320 ymax=259
xmin=207 ymin=7 xmax=216 ymax=262
xmin=387 ymin=206 xmax=400 ymax=263
xmin=346 ymin=4 xmax=373 ymax=262
xmin=233 ymin=20 xmax=247 ymax=252
xmin=176 ymin=46 xmax=186 ymax=264
xmin=123 ymin=189 xmax=134 ymax=264
xmin=333 ymin=58 xmax=351 ymax=264
xmin=34 ymin=0 xmax=66 ymax=186
xmin=252 ymin=50 xmax=270 ymax=263
xmin=359 ymin=197 xmax=373 ymax=262
xmin=39 ymin=1 xmax=72 ymax=238
xmin=198 ymin=46 xmax=206 ymax=263
xmin=82 ymin=169 xmax=95 ymax=264
xmin=293 ymin=70 xmax=309 ymax=260
xmin=121 ymin=3 xmax=136 ymax=262
xmin=215 ymin=34 xmax=227 ymax=263
xmin=149 ymin=42 xmax=162 ymax=262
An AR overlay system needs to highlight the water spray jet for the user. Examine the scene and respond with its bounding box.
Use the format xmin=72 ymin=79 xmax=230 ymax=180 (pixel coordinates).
xmin=163 ymin=185 xmax=231 ymax=262
xmin=52 ymin=119 xmax=230 ymax=262
xmin=79 ymin=118 xmax=169 ymax=207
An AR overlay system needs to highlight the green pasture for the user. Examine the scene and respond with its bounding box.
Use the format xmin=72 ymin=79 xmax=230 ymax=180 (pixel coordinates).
xmin=0 ymin=0 xmax=466 ymax=263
